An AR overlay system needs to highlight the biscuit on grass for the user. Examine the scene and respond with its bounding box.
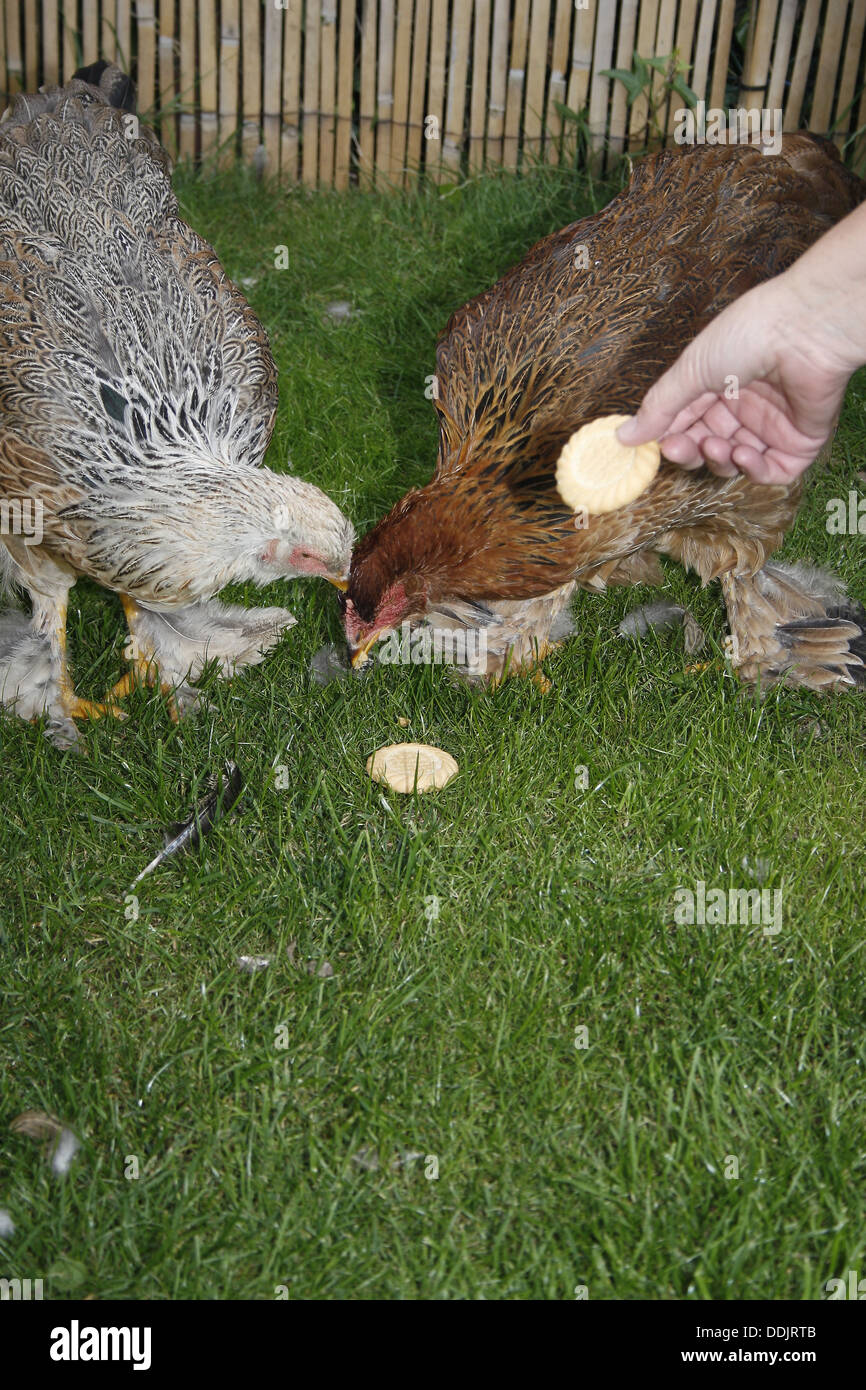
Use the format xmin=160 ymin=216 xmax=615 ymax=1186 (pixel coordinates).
xmin=366 ymin=743 xmax=459 ymax=793
xmin=556 ymin=414 xmax=661 ymax=515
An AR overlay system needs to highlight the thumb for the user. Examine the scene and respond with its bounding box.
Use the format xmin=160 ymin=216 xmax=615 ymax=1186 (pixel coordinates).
xmin=616 ymin=342 xmax=712 ymax=446
xmin=616 ymin=406 xmax=672 ymax=447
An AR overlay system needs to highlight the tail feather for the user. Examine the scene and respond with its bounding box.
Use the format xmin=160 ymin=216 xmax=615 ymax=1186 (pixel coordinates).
xmin=723 ymin=561 xmax=866 ymax=693
xmin=71 ymin=61 xmax=136 ymax=113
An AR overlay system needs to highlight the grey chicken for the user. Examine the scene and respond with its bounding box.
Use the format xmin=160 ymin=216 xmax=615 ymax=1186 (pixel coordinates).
xmin=0 ymin=63 xmax=354 ymax=746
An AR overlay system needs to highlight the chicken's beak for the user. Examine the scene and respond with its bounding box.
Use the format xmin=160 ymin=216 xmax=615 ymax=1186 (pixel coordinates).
xmin=349 ymin=629 xmax=392 ymax=669
xmin=329 ymin=576 xmax=349 ymax=592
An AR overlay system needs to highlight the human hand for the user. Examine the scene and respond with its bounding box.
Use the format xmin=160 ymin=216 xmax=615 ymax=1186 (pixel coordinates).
xmin=616 ymin=273 xmax=864 ymax=483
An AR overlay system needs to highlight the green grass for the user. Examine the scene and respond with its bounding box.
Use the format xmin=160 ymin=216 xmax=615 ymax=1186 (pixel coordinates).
xmin=2 ymin=162 xmax=866 ymax=1300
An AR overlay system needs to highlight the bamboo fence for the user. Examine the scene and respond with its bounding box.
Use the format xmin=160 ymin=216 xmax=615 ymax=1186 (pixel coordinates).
xmin=3 ymin=1 xmax=866 ymax=183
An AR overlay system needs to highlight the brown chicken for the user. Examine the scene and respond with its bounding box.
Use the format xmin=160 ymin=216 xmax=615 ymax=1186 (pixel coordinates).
xmin=344 ymin=135 xmax=866 ymax=692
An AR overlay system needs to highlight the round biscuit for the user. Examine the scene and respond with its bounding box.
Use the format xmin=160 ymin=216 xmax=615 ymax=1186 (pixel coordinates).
xmin=365 ymin=743 xmax=459 ymax=793
xmin=556 ymin=414 xmax=661 ymax=515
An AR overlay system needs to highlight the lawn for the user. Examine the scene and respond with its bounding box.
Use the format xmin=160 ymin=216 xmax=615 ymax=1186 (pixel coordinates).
xmin=1 ymin=160 xmax=865 ymax=1300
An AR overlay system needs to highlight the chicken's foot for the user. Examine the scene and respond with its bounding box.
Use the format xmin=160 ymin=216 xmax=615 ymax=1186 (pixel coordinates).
xmin=109 ymin=594 xmax=181 ymax=720
xmin=54 ymin=603 xmax=125 ymax=722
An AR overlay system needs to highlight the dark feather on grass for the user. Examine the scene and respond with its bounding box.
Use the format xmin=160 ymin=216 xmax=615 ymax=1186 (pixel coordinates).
xmin=130 ymin=761 xmax=244 ymax=887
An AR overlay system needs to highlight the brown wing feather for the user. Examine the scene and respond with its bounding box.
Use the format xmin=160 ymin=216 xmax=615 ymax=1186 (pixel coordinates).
xmin=417 ymin=134 xmax=864 ymax=599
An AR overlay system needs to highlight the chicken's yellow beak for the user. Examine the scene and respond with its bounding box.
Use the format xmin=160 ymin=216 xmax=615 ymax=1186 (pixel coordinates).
xmin=329 ymin=575 xmax=349 ymax=592
xmin=350 ymin=629 xmax=391 ymax=669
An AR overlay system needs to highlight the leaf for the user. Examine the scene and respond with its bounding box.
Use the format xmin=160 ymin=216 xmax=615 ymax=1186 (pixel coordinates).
xmin=631 ymin=52 xmax=649 ymax=86
xmin=553 ymin=99 xmax=587 ymax=126
xmin=671 ymin=76 xmax=699 ymax=109
xmin=599 ymin=68 xmax=646 ymax=105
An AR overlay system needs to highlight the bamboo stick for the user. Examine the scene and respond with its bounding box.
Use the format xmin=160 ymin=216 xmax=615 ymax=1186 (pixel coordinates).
xmin=833 ymin=0 xmax=866 ymax=146
xmin=691 ymin=1 xmax=718 ymax=106
xmin=737 ymin=0 xmax=779 ymax=114
xmin=219 ymin=0 xmax=240 ymax=169
xmin=406 ymin=0 xmax=431 ymax=177
xmin=588 ymin=0 xmax=616 ymax=168
xmin=358 ymin=0 xmax=377 ymax=184
xmin=709 ymin=0 xmax=737 ymax=112
xmin=427 ymin=0 xmax=449 ymax=180
xmin=523 ymin=0 xmax=550 ymax=163
xmin=115 ymin=1 xmax=132 ymax=70
xmin=158 ymin=0 xmax=178 ymax=156
xmin=0 ymin=0 xmax=6 ymax=99
xmin=99 ymin=1 xmax=115 ymax=67
xmin=83 ymin=0 xmax=99 ymax=75
xmin=335 ymin=0 xmax=357 ymax=189
xmin=6 ymin=0 xmax=23 ymax=94
xmin=565 ymin=0 xmax=594 ymax=140
xmin=42 ymin=0 xmax=59 ymax=87
xmin=629 ymin=0 xmax=659 ymax=150
xmin=320 ymin=2 xmax=338 ymax=186
xmin=502 ymin=0 xmax=529 ymax=172
xmin=376 ymin=0 xmax=395 ymax=181
xmin=810 ymin=0 xmax=847 ymax=135
xmin=241 ymin=0 xmax=261 ymax=167
xmin=282 ymin=0 xmax=302 ymax=181
xmin=391 ymin=0 xmax=414 ymax=185
xmin=544 ymin=0 xmax=574 ymax=165
xmin=651 ymin=0 xmax=676 ymax=145
xmin=469 ymin=0 xmax=491 ymax=174
xmin=262 ymin=0 xmax=283 ymax=178
xmin=137 ymin=1 xmax=157 ymax=116
xmin=609 ymin=0 xmax=639 ymax=156
xmin=486 ymin=0 xmax=509 ymax=167
xmin=179 ymin=0 xmax=197 ymax=161
xmin=784 ymin=0 xmax=822 ymax=130
xmin=766 ymin=0 xmax=797 ymax=122
xmin=854 ymin=45 xmax=866 ymax=172
xmin=668 ymin=0 xmax=699 ymax=137
xmin=24 ymin=0 xmax=38 ymax=89
xmin=61 ymin=1 xmax=76 ymax=81
xmin=443 ymin=0 xmax=473 ymax=174
xmin=199 ymin=1 xmax=219 ymax=162
xmin=302 ymin=0 xmax=320 ymax=184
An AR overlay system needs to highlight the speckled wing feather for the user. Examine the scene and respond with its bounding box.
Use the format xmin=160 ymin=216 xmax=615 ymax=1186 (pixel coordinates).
xmin=428 ymin=135 xmax=864 ymax=596
xmin=0 ymin=80 xmax=277 ymax=583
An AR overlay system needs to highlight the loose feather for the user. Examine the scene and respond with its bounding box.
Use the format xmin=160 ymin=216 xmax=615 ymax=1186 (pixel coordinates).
xmin=130 ymin=761 xmax=244 ymax=887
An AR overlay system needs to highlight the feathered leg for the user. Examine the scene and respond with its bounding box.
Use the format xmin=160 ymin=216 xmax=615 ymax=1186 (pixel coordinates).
xmin=108 ymin=594 xmax=298 ymax=715
xmin=651 ymin=481 xmax=865 ymax=691
xmin=32 ymin=586 xmax=126 ymax=722
xmin=720 ymin=562 xmax=866 ymax=693
xmin=108 ymin=595 xmax=187 ymax=721
xmin=0 ymin=587 xmax=125 ymax=749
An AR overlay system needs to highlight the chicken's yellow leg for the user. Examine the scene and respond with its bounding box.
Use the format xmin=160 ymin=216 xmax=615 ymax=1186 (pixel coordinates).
xmin=56 ymin=603 xmax=126 ymax=722
xmin=108 ymin=594 xmax=180 ymax=722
